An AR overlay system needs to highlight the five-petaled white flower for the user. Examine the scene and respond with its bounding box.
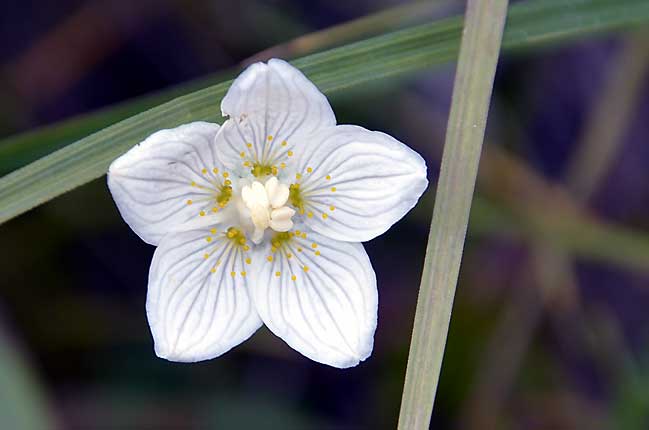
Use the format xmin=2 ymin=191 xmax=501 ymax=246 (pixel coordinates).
xmin=107 ymin=59 xmax=427 ymax=368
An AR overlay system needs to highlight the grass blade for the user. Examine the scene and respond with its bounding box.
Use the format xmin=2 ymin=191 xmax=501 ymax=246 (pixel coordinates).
xmin=1 ymin=0 xmax=649 ymax=224
xmin=397 ymin=0 xmax=508 ymax=428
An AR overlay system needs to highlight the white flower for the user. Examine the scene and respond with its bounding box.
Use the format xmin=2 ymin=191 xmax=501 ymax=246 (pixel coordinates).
xmin=107 ymin=59 xmax=427 ymax=368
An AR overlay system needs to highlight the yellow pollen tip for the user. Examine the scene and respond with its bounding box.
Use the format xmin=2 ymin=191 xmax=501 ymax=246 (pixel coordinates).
xmin=303 ymin=266 xmax=309 ymax=272
xmin=241 ymin=271 xmax=246 ymax=277
xmin=275 ymin=271 xmax=281 ymax=277
xmin=210 ymin=228 xmax=217 ymax=234
xmin=243 ymin=245 xmax=250 ymax=251
xmin=296 ymin=173 xmax=302 ymax=180
xmin=307 ymin=167 xmax=313 ymax=173
xmin=203 ymin=253 xmax=209 ymax=259
xmin=199 ymin=211 xmax=206 ymax=217
xmin=301 ymin=233 xmax=307 ymax=239
xmin=267 ymin=256 xmax=273 ymax=262
xmin=330 ymin=205 xmax=335 ymax=211
xmin=287 ymin=150 xmax=294 ymax=157
xmin=240 ymin=151 xmax=245 ymax=158
xmin=201 ymin=168 xmax=207 ymax=174
xmin=244 ymin=161 xmax=251 ymax=167
xmin=287 ymin=252 xmax=292 ymax=259
xmin=210 ymin=267 xmax=216 ymax=273
xmin=224 ymin=179 xmax=232 ymax=186
xmin=267 ymin=135 xmax=273 ymax=141
xmin=311 ymin=243 xmax=317 ymax=249
xmin=322 ymin=213 xmax=329 ymax=219
xmin=299 ymin=208 xmax=305 ymax=215
xmin=212 ymin=168 xmax=219 ymax=174
xmin=281 ymin=141 xmax=287 ymax=147
xmin=246 ymin=143 xmax=252 ymax=148
xmin=245 ymin=258 xmax=251 ymax=264
xmin=307 ymin=212 xmax=313 ymax=218
xmin=223 ymin=172 xmax=229 ymax=178
xmin=230 ymin=271 xmax=236 ymax=277
xmin=326 ymin=175 xmax=331 ymax=180
xmin=297 ymin=247 xmax=303 ymax=252
xmin=331 ymin=187 xmax=337 ymax=192
xmin=206 ymin=237 xmax=212 ymax=242
xmin=291 ymin=275 xmax=297 ymax=281
xmin=315 ymin=250 xmax=321 ymax=256
xmin=190 ymin=181 xmax=196 ymax=187
xmin=280 ymin=162 xmax=286 ymax=169
xmin=186 ymin=199 xmax=193 ymax=205
xmin=212 ymin=207 xmax=219 ymax=213
xmin=295 ymin=230 xmax=301 ymax=235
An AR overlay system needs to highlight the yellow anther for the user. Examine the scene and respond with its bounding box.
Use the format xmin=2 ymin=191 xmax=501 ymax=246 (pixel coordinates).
xmin=303 ymin=266 xmax=309 ymax=272
xmin=199 ymin=210 xmax=206 ymax=217
xmin=217 ymin=259 xmax=221 ymax=266
xmin=301 ymin=232 xmax=307 ymax=239
xmin=267 ymin=256 xmax=273 ymax=262
xmin=212 ymin=207 xmax=219 ymax=213
xmin=307 ymin=167 xmax=313 ymax=173
xmin=271 ymin=246 xmax=277 ymax=253
xmin=244 ymin=161 xmax=251 ymax=167
xmin=287 ymin=150 xmax=294 ymax=157
xmin=186 ymin=199 xmax=193 ymax=205
xmin=295 ymin=230 xmax=301 ymax=235
xmin=238 ymin=237 xmax=246 ymax=245
xmin=267 ymin=135 xmax=273 ymax=141
xmin=210 ymin=228 xmax=217 ymax=234
xmin=210 ymin=267 xmax=216 ymax=273
xmin=280 ymin=162 xmax=286 ymax=169
xmin=206 ymin=237 xmax=212 ymax=243
xmin=241 ymin=271 xmax=246 ymax=277
xmin=297 ymin=247 xmax=303 ymax=252
xmin=311 ymin=243 xmax=318 ymax=249
xmin=230 ymin=271 xmax=236 ymax=277
xmin=223 ymin=172 xmax=229 ymax=178
xmin=330 ymin=205 xmax=336 ymax=211
xmin=315 ymin=250 xmax=321 ymax=256
xmin=203 ymin=253 xmax=209 ymax=259
xmin=271 ymin=166 xmax=278 ymax=176
xmin=246 ymin=143 xmax=252 ymax=148
xmin=243 ymin=245 xmax=250 ymax=251
xmin=245 ymin=257 xmax=251 ymax=264
xmin=240 ymin=151 xmax=246 ymax=158
xmin=322 ymin=213 xmax=329 ymax=219
xmin=299 ymin=208 xmax=305 ymax=215
xmin=307 ymin=212 xmax=314 ymax=218
xmin=291 ymin=275 xmax=297 ymax=281
xmin=296 ymin=173 xmax=302 ymax=180
xmin=281 ymin=141 xmax=287 ymax=147
xmin=287 ymin=252 xmax=293 ymax=259
xmin=325 ymin=175 xmax=331 ymax=180
xmin=275 ymin=271 xmax=281 ymax=277
xmin=212 ymin=168 xmax=219 ymax=174
xmin=190 ymin=181 xmax=196 ymax=187
xmin=227 ymin=229 xmax=236 ymax=238
xmin=224 ymin=179 xmax=232 ymax=186
xmin=331 ymin=187 xmax=337 ymax=192
xmin=202 ymin=168 xmax=207 ymax=174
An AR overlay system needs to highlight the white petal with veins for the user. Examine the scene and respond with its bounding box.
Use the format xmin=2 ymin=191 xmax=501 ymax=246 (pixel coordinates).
xmin=147 ymin=228 xmax=262 ymax=362
xmin=290 ymin=125 xmax=428 ymax=242
xmin=107 ymin=122 xmax=223 ymax=245
xmin=252 ymin=230 xmax=377 ymax=368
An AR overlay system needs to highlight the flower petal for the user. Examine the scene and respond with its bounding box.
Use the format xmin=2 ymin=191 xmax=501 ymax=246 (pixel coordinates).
xmin=252 ymin=230 xmax=377 ymax=368
xmin=215 ymin=59 xmax=336 ymax=172
xmin=291 ymin=125 xmax=428 ymax=242
xmin=108 ymin=122 xmax=228 ymax=245
xmin=147 ymin=227 xmax=262 ymax=362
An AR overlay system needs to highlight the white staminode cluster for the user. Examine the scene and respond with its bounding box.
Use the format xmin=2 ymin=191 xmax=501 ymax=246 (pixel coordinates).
xmin=107 ymin=58 xmax=428 ymax=368
xmin=241 ymin=177 xmax=295 ymax=243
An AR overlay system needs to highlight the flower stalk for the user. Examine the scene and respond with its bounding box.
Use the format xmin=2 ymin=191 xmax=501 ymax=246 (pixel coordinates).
xmin=397 ymin=0 xmax=509 ymax=428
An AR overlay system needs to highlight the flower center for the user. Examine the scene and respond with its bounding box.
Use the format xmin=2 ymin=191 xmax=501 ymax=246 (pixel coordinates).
xmin=240 ymin=176 xmax=295 ymax=244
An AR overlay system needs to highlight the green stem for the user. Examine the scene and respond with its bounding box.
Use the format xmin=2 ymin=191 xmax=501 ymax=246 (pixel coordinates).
xmin=397 ymin=1 xmax=508 ymax=428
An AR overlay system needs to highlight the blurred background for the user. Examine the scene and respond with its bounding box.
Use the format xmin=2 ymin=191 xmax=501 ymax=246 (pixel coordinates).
xmin=1 ymin=0 xmax=649 ymax=429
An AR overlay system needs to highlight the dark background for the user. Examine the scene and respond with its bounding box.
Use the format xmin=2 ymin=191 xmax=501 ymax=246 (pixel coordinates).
xmin=1 ymin=1 xmax=649 ymax=429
